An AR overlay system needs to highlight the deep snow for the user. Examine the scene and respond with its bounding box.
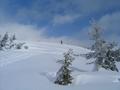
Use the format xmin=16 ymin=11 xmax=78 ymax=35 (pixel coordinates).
xmin=0 ymin=41 xmax=120 ymax=90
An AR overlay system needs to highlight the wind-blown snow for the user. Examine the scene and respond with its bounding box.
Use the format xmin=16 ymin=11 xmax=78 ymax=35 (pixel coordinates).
xmin=0 ymin=41 xmax=120 ymax=90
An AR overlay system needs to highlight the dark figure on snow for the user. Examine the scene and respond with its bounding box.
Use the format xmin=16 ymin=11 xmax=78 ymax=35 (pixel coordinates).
xmin=61 ymin=40 xmax=63 ymax=45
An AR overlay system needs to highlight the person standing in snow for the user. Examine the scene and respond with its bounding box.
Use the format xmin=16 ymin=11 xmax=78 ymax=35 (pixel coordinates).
xmin=61 ymin=40 xmax=63 ymax=45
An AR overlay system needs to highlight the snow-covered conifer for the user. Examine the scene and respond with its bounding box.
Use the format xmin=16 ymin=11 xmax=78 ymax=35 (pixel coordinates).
xmin=8 ymin=34 xmax=16 ymax=49
xmin=85 ymin=20 xmax=120 ymax=72
xmin=0 ymin=33 xmax=27 ymax=50
xmin=54 ymin=49 xmax=75 ymax=85
xmin=0 ymin=32 xmax=9 ymax=49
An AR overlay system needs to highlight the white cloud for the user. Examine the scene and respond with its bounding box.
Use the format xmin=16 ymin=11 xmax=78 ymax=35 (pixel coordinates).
xmin=98 ymin=12 xmax=120 ymax=32
xmin=76 ymin=0 xmax=120 ymax=14
xmin=0 ymin=23 xmax=46 ymax=41
xmin=73 ymin=12 xmax=120 ymax=47
xmin=0 ymin=0 xmax=120 ymax=26
xmin=0 ymin=0 xmax=119 ymax=46
xmin=14 ymin=0 xmax=120 ymax=22
xmin=0 ymin=23 xmax=82 ymax=46
xmin=53 ymin=14 xmax=80 ymax=25
xmin=97 ymin=12 xmax=120 ymax=42
xmin=78 ymin=12 xmax=120 ymax=46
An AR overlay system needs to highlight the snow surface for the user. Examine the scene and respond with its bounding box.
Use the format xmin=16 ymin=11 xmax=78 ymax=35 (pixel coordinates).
xmin=0 ymin=41 xmax=120 ymax=90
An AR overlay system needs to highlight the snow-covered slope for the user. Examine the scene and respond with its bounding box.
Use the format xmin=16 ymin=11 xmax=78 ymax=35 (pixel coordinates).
xmin=0 ymin=41 xmax=120 ymax=90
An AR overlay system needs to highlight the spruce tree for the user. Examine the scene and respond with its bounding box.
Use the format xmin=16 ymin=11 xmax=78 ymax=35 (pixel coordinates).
xmin=0 ymin=33 xmax=26 ymax=50
xmin=8 ymin=34 xmax=16 ymax=49
xmin=0 ymin=32 xmax=9 ymax=49
xmin=54 ymin=49 xmax=75 ymax=85
xmin=85 ymin=21 xmax=120 ymax=72
xmin=12 ymin=34 xmax=16 ymax=41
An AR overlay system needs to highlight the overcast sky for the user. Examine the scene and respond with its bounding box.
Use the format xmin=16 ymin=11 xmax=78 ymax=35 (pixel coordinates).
xmin=0 ymin=0 xmax=120 ymax=46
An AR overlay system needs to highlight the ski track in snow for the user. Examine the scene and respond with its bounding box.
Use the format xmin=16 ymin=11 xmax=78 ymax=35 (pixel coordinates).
xmin=0 ymin=45 xmax=66 ymax=67
xmin=0 ymin=51 xmax=34 ymax=67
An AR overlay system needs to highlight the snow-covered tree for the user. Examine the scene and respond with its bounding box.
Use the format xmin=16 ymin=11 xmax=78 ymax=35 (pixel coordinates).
xmin=85 ymin=21 xmax=120 ymax=72
xmin=8 ymin=34 xmax=17 ymax=49
xmin=12 ymin=34 xmax=16 ymax=41
xmin=54 ymin=49 xmax=75 ymax=85
xmin=0 ymin=33 xmax=27 ymax=50
xmin=102 ymin=49 xmax=119 ymax=72
xmin=0 ymin=32 xmax=9 ymax=50
xmin=9 ymin=34 xmax=16 ymax=43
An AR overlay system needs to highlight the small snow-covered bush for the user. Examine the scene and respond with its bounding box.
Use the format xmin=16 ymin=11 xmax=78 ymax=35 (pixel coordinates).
xmin=24 ymin=46 xmax=29 ymax=49
xmin=15 ymin=43 xmax=25 ymax=49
